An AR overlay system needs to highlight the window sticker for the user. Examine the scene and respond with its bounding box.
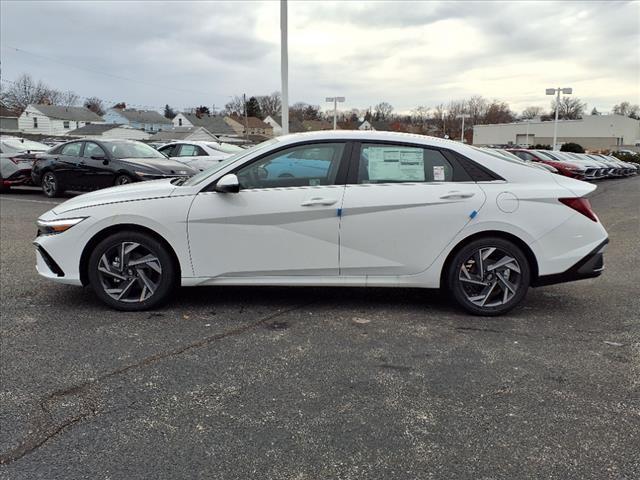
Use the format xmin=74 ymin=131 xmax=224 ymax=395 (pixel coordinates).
xmin=433 ymin=165 xmax=445 ymax=181
xmin=366 ymin=146 xmax=424 ymax=181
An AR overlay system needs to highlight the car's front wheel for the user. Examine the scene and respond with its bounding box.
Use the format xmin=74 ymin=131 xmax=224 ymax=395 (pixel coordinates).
xmin=114 ymin=174 xmax=133 ymax=186
xmin=447 ymin=237 xmax=530 ymax=316
xmin=87 ymin=231 xmax=177 ymax=311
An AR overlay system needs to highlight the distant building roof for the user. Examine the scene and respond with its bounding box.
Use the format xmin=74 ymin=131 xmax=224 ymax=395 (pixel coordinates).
xmin=67 ymin=124 xmax=121 ymax=135
xmin=302 ymin=119 xmax=333 ymax=131
xmin=113 ymin=108 xmax=171 ymax=124
xmin=181 ymin=113 xmax=236 ymax=135
xmin=30 ymin=104 xmax=104 ymax=122
xmin=0 ymin=104 xmax=20 ymax=118
xmin=148 ymin=126 xmax=216 ymax=141
xmin=228 ymin=115 xmax=272 ymax=129
xmin=271 ymin=115 xmax=305 ymax=133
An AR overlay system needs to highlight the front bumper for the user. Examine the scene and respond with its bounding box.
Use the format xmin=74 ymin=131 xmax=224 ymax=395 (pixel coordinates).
xmin=533 ymin=239 xmax=608 ymax=287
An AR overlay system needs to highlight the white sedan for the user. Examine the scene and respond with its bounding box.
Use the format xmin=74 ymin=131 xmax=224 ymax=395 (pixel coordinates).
xmin=34 ymin=131 xmax=608 ymax=315
xmin=157 ymin=141 xmax=243 ymax=171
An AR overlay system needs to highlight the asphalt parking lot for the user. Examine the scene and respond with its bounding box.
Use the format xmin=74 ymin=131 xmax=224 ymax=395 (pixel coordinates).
xmin=0 ymin=178 xmax=638 ymax=479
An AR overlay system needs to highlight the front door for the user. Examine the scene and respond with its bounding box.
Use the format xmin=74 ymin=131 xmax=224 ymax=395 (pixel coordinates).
xmin=187 ymin=142 xmax=350 ymax=278
xmin=339 ymin=142 xmax=486 ymax=276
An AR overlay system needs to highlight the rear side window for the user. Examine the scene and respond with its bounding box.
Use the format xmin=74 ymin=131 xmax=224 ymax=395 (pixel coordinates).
xmin=61 ymin=142 xmax=82 ymax=156
xmin=357 ymin=144 xmax=455 ymax=183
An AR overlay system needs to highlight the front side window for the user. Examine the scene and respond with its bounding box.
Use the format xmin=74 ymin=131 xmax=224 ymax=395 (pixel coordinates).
xmin=177 ymin=144 xmax=206 ymax=157
xmin=82 ymin=142 xmax=106 ymax=158
xmin=158 ymin=144 xmax=177 ymax=157
xmin=236 ymin=143 xmax=345 ymax=189
xmin=357 ymin=143 xmax=454 ymax=183
xmin=61 ymin=142 xmax=82 ymax=156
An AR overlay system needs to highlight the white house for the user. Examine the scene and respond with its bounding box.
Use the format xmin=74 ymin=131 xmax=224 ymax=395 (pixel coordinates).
xmin=148 ymin=126 xmax=219 ymax=142
xmin=67 ymin=123 xmax=151 ymax=140
xmin=172 ymin=112 xmax=237 ymax=136
xmin=473 ymin=114 xmax=640 ymax=150
xmin=263 ymin=115 xmax=304 ymax=135
xmin=18 ymin=104 xmax=104 ymax=136
xmin=103 ymin=108 xmax=171 ymax=132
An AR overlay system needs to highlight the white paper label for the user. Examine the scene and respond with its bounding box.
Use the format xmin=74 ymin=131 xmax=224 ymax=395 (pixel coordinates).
xmin=366 ymin=146 xmax=424 ymax=181
xmin=433 ymin=165 xmax=445 ymax=181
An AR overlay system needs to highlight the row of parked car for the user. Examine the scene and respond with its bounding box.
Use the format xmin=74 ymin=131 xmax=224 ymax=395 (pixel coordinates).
xmin=1 ymin=135 xmax=637 ymax=197
xmin=486 ymin=147 xmax=638 ymax=180
xmin=0 ymin=136 xmax=243 ymax=196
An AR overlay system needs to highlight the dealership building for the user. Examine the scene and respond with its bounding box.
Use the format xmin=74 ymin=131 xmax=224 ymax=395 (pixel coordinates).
xmin=473 ymin=114 xmax=640 ymax=150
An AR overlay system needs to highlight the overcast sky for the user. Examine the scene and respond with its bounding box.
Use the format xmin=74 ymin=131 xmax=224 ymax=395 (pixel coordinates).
xmin=1 ymin=0 xmax=638 ymax=115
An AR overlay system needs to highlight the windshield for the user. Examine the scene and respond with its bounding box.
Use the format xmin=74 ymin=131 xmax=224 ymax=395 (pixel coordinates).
xmin=206 ymin=142 xmax=244 ymax=153
xmin=183 ymin=138 xmax=279 ymax=186
xmin=534 ymin=150 xmax=559 ymax=161
xmin=1 ymin=138 xmax=50 ymax=152
xmin=105 ymin=141 xmax=167 ymax=159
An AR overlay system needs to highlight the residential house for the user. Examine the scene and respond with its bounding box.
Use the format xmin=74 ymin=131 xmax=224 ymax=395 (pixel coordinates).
xmin=224 ymin=115 xmax=273 ymax=137
xmin=103 ymin=108 xmax=172 ymax=132
xmin=172 ymin=112 xmax=237 ymax=137
xmin=301 ymin=119 xmax=333 ymax=132
xmin=18 ymin=104 xmax=104 ymax=136
xmin=358 ymin=120 xmax=392 ymax=131
xmin=67 ymin=123 xmax=151 ymax=141
xmin=148 ymin=126 xmax=219 ymax=143
xmin=0 ymin=104 xmax=20 ymax=132
xmin=263 ymin=115 xmax=304 ymax=135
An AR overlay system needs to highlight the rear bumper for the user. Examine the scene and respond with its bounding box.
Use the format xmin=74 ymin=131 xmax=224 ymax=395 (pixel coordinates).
xmin=533 ymin=239 xmax=608 ymax=287
xmin=3 ymin=168 xmax=33 ymax=186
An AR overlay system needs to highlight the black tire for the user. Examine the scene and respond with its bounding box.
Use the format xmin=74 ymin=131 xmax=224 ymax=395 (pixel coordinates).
xmin=114 ymin=174 xmax=133 ymax=186
xmin=447 ymin=237 xmax=530 ymax=316
xmin=41 ymin=171 xmax=64 ymax=198
xmin=87 ymin=231 xmax=177 ymax=311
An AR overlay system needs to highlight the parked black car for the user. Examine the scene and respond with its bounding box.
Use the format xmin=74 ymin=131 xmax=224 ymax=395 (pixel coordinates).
xmin=31 ymin=139 xmax=197 ymax=197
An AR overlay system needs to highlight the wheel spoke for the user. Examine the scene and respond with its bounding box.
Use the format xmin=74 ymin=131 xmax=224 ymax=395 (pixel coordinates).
xmin=128 ymin=254 xmax=161 ymax=273
xmin=116 ymin=278 xmax=137 ymax=300
xmin=487 ymin=255 xmax=516 ymax=272
xmin=459 ymin=276 xmax=488 ymax=286
xmin=136 ymin=268 xmax=156 ymax=295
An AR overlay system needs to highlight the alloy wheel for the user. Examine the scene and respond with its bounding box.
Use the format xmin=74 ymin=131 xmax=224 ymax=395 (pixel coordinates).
xmin=116 ymin=175 xmax=132 ymax=185
xmin=458 ymin=246 xmax=522 ymax=307
xmin=42 ymin=173 xmax=56 ymax=196
xmin=97 ymin=241 xmax=162 ymax=303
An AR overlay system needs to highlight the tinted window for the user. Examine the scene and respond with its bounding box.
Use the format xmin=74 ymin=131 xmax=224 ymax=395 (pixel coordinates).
xmin=83 ymin=142 xmax=106 ymax=158
xmin=357 ymin=144 xmax=454 ymax=183
xmin=159 ymin=144 xmax=177 ymax=157
xmin=61 ymin=142 xmax=82 ymax=156
xmin=236 ymin=143 xmax=345 ymax=189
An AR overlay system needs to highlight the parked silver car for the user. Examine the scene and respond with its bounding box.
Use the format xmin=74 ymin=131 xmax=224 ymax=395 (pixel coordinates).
xmin=0 ymin=136 xmax=50 ymax=191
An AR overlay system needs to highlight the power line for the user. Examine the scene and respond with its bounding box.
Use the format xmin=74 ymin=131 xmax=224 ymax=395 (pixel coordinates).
xmin=1 ymin=44 xmax=213 ymax=97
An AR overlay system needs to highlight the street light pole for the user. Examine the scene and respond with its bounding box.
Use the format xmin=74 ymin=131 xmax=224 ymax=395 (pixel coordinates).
xmin=546 ymin=86 xmax=572 ymax=150
xmin=456 ymin=114 xmax=470 ymax=143
xmin=325 ymin=96 xmax=345 ymax=130
xmin=280 ymin=0 xmax=289 ymax=135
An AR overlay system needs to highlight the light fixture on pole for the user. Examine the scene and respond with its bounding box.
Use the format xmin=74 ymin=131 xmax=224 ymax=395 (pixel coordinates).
xmin=325 ymin=96 xmax=345 ymax=130
xmin=280 ymin=0 xmax=289 ymax=135
xmin=456 ymin=114 xmax=470 ymax=143
xmin=546 ymin=86 xmax=572 ymax=150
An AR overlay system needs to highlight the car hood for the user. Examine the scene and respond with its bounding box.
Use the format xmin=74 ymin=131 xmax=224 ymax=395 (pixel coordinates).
xmin=53 ymin=178 xmax=178 ymax=215
xmin=117 ymin=157 xmax=196 ymax=175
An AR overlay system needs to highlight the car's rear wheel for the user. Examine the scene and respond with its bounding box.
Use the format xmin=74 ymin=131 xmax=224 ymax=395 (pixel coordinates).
xmin=41 ymin=171 xmax=64 ymax=198
xmin=87 ymin=231 xmax=176 ymax=311
xmin=447 ymin=237 xmax=530 ymax=316
xmin=114 ymin=174 xmax=133 ymax=186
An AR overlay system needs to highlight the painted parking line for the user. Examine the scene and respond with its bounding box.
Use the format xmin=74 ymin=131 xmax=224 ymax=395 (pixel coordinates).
xmin=0 ymin=197 xmax=61 ymax=205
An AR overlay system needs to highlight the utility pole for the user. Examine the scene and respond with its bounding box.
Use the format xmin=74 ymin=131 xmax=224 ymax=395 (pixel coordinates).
xmin=325 ymin=96 xmax=345 ymax=130
xmin=281 ymin=0 xmax=289 ymax=135
xmin=243 ymin=93 xmax=248 ymax=141
xmin=456 ymin=114 xmax=470 ymax=143
xmin=546 ymin=86 xmax=572 ymax=150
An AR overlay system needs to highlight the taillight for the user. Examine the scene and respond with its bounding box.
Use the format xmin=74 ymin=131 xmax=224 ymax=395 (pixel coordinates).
xmin=559 ymin=197 xmax=598 ymax=222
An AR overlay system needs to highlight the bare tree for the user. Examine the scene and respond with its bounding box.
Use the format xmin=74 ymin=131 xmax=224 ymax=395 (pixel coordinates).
xmin=290 ymin=102 xmax=321 ymax=121
xmin=411 ymin=105 xmax=430 ymax=125
xmin=84 ymin=96 xmax=105 ymax=116
xmin=467 ymin=95 xmax=489 ymax=126
xmin=374 ymin=102 xmax=394 ymax=121
xmin=0 ymin=73 xmax=56 ymax=113
xmin=224 ymin=95 xmax=245 ymax=116
xmin=521 ymin=106 xmax=543 ymax=119
xmin=484 ymin=100 xmax=515 ymax=124
xmin=612 ymin=101 xmax=640 ymax=119
xmin=257 ymin=92 xmax=281 ymax=119
xmin=550 ymin=96 xmax=586 ymax=120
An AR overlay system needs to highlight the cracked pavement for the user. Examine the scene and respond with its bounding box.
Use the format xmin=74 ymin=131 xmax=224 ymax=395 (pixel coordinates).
xmin=1 ymin=177 xmax=639 ymax=479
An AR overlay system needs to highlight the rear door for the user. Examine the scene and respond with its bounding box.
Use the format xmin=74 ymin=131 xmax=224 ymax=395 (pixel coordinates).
xmin=339 ymin=142 xmax=486 ymax=276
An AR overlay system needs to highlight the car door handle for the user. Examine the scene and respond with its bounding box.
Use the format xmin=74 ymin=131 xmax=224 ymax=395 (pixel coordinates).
xmin=301 ymin=197 xmax=337 ymax=206
xmin=440 ymin=192 xmax=475 ymax=199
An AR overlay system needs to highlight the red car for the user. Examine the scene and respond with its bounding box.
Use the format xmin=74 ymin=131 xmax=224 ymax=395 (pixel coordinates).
xmin=506 ymin=149 xmax=586 ymax=180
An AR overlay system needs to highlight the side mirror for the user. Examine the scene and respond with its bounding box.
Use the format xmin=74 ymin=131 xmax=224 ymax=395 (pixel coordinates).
xmin=215 ymin=173 xmax=240 ymax=193
xmin=91 ymin=155 xmax=107 ymax=162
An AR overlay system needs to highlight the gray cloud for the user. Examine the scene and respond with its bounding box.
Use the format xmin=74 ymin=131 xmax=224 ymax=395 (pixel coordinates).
xmin=1 ymin=0 xmax=637 ymax=114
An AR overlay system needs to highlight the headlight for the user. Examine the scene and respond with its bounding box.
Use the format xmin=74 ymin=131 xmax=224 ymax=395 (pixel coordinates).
xmin=37 ymin=217 xmax=86 ymax=235
xmin=134 ymin=171 xmax=158 ymax=177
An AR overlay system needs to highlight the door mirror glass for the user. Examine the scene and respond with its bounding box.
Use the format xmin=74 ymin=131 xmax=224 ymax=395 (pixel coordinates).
xmin=215 ymin=174 xmax=240 ymax=193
